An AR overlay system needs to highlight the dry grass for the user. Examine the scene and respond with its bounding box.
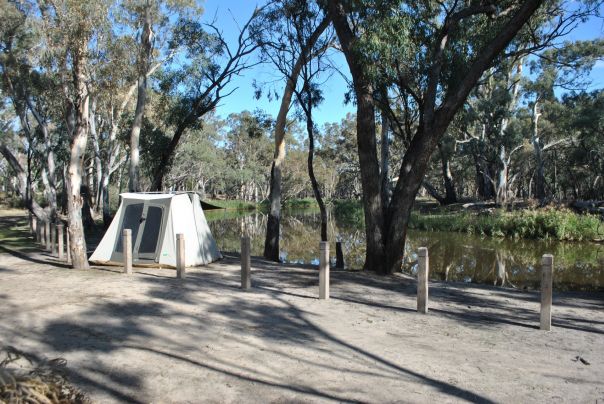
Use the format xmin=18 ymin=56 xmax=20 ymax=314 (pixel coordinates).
xmin=0 ymin=347 xmax=90 ymax=404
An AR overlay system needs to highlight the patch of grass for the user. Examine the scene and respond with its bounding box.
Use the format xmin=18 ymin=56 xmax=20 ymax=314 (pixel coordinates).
xmin=0 ymin=212 xmax=35 ymax=251
xmin=331 ymin=199 xmax=363 ymax=225
xmin=284 ymin=198 xmax=318 ymax=209
xmin=409 ymin=208 xmax=604 ymax=241
xmin=258 ymin=198 xmax=321 ymax=211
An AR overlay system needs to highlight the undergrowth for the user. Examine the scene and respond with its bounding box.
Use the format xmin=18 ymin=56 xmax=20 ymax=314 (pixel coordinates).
xmin=409 ymin=208 xmax=603 ymax=241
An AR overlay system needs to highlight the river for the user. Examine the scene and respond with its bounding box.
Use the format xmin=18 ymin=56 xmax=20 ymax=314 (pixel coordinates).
xmin=206 ymin=208 xmax=604 ymax=292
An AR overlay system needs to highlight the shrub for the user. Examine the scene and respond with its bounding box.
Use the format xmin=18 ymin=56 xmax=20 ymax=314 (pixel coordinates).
xmin=409 ymin=208 xmax=603 ymax=241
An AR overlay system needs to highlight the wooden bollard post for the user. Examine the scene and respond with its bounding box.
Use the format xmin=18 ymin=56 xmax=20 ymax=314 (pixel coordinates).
xmin=417 ymin=247 xmax=429 ymax=313
xmin=176 ymin=233 xmax=185 ymax=279
xmin=540 ymin=254 xmax=554 ymax=331
xmin=123 ymin=229 xmax=132 ymax=274
xmin=29 ymin=212 xmax=34 ymax=234
xmin=66 ymin=229 xmax=71 ymax=264
xmin=241 ymin=236 xmax=251 ymax=289
xmin=57 ymin=224 xmax=64 ymax=260
xmin=335 ymin=241 xmax=344 ymax=269
xmin=319 ymin=241 xmax=330 ymax=299
xmin=45 ymin=221 xmax=50 ymax=251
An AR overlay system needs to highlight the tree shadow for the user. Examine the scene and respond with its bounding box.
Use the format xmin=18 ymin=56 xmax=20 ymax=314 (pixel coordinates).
xmin=36 ymin=267 xmax=499 ymax=403
xmin=7 ymin=245 xmax=602 ymax=401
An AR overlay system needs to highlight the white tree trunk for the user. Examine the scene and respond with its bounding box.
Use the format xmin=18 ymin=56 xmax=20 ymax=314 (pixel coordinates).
xmin=67 ymin=42 xmax=91 ymax=270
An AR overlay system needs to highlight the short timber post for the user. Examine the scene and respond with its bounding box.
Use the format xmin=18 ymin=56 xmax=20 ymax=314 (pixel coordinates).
xmin=45 ymin=220 xmax=50 ymax=251
xmin=57 ymin=224 xmax=64 ymax=260
xmin=319 ymin=241 xmax=330 ymax=300
xmin=176 ymin=233 xmax=185 ymax=279
xmin=540 ymin=254 xmax=554 ymax=331
xmin=417 ymin=247 xmax=429 ymax=314
xmin=335 ymin=241 xmax=344 ymax=269
xmin=66 ymin=229 xmax=71 ymax=264
xmin=51 ymin=223 xmax=57 ymax=256
xmin=123 ymin=229 xmax=132 ymax=274
xmin=241 ymin=236 xmax=251 ymax=289
xmin=29 ymin=212 xmax=34 ymax=234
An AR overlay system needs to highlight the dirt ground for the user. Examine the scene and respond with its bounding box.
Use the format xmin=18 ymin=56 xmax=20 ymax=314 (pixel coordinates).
xmin=1 ymin=212 xmax=603 ymax=403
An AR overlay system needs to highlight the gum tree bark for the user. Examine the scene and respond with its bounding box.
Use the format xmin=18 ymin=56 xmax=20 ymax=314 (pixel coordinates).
xmin=327 ymin=2 xmax=385 ymax=271
xmin=129 ymin=2 xmax=153 ymax=193
xmin=67 ymin=40 xmax=91 ymax=270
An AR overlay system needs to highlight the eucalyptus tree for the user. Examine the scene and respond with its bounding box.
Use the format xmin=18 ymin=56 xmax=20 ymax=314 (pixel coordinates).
xmin=558 ymin=90 xmax=604 ymax=199
xmin=452 ymin=60 xmax=526 ymax=204
xmin=0 ymin=0 xmax=61 ymax=220
xmin=89 ymin=0 xmax=196 ymax=223
xmin=523 ymin=39 xmax=604 ymax=200
xmin=320 ymin=114 xmax=362 ymax=199
xmin=121 ymin=0 xmax=198 ymax=193
xmin=254 ymin=0 xmax=331 ymax=260
xmin=325 ymin=0 xmax=597 ymax=274
xmin=222 ymin=110 xmax=273 ymax=201
xmin=37 ymin=0 xmax=110 ymax=269
xmin=149 ymin=7 xmax=265 ymax=191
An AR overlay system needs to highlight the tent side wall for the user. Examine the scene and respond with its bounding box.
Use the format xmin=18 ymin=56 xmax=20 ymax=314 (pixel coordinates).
xmin=161 ymin=194 xmax=206 ymax=267
xmin=192 ymin=194 xmax=222 ymax=264
xmin=89 ymin=203 xmax=124 ymax=263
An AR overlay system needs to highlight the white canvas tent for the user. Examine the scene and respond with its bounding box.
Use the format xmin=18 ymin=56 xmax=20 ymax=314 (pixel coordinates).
xmin=90 ymin=192 xmax=222 ymax=267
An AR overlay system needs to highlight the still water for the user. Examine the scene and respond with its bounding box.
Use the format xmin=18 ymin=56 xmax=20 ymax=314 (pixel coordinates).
xmin=206 ymin=209 xmax=604 ymax=292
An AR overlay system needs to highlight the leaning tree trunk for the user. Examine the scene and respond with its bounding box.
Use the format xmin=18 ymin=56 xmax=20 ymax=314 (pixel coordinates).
xmin=67 ymin=42 xmax=90 ymax=270
xmin=27 ymin=101 xmax=58 ymax=220
xmin=263 ymin=17 xmax=329 ymax=262
xmin=263 ymin=80 xmax=292 ymax=261
xmin=384 ymin=122 xmax=450 ymax=273
xmin=303 ymin=94 xmax=327 ymax=242
xmin=129 ymin=4 xmax=153 ymax=193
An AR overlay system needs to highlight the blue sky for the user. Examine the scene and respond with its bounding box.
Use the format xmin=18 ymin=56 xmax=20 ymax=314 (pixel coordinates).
xmin=203 ymin=1 xmax=604 ymax=126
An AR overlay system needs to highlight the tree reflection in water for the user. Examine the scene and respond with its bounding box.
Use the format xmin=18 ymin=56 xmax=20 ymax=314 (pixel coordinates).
xmin=206 ymin=208 xmax=603 ymax=292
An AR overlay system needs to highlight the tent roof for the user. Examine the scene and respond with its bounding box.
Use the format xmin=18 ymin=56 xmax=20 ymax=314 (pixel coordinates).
xmin=119 ymin=192 xmax=183 ymax=200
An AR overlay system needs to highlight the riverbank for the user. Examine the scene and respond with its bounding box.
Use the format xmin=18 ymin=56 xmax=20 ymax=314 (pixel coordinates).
xmin=1 ymin=211 xmax=603 ymax=402
xmin=331 ymin=199 xmax=604 ymax=242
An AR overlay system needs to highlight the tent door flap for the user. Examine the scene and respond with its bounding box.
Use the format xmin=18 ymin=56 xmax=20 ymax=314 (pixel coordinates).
xmin=133 ymin=204 xmax=165 ymax=262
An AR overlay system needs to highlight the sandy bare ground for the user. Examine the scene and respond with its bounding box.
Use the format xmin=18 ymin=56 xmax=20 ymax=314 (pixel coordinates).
xmin=1 ymin=213 xmax=603 ymax=403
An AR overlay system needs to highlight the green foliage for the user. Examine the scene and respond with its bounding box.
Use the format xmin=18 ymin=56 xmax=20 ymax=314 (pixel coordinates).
xmin=284 ymin=198 xmax=318 ymax=210
xmin=409 ymin=208 xmax=604 ymax=241
xmin=331 ymin=199 xmax=363 ymax=225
